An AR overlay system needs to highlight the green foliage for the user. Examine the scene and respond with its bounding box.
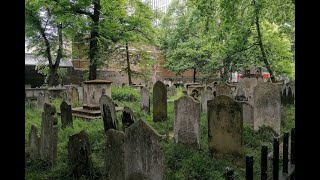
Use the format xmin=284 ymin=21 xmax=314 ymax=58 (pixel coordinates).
xmin=112 ymin=86 xmax=141 ymax=102
xmin=281 ymin=104 xmax=295 ymax=133
xmin=159 ymin=0 xmax=295 ymax=80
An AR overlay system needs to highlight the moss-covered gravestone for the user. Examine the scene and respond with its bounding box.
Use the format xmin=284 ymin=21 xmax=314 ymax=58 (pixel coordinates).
xmin=99 ymin=95 xmax=118 ymax=134
xmin=140 ymin=87 xmax=150 ymax=114
xmin=153 ymin=81 xmax=167 ymax=122
xmin=60 ymin=100 xmax=73 ymax=128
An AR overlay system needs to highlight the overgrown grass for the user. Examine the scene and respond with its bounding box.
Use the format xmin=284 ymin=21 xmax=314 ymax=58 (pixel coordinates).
xmin=112 ymin=86 xmax=141 ymax=102
xmin=25 ymin=100 xmax=105 ymax=180
xmin=25 ymin=94 xmax=295 ymax=179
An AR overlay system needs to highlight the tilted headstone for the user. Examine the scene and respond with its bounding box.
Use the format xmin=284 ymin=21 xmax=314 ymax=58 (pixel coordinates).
xmin=174 ymin=96 xmax=200 ymax=148
xmin=153 ymin=81 xmax=167 ymax=122
xmin=29 ymin=124 xmax=40 ymax=160
xmin=201 ymin=90 xmax=214 ymax=113
xmin=253 ymin=82 xmax=281 ymax=135
xmin=60 ymin=100 xmax=73 ymax=128
xmin=124 ymin=119 xmax=164 ymax=180
xmin=122 ymin=107 xmax=135 ymax=130
xmin=67 ymin=130 xmax=92 ymax=179
xmin=140 ymin=87 xmax=150 ymax=114
xmin=105 ymin=129 xmax=125 ymax=180
xmin=40 ymin=103 xmax=58 ymax=166
xmin=208 ymin=95 xmax=243 ymax=155
xmin=99 ymin=95 xmax=118 ymax=134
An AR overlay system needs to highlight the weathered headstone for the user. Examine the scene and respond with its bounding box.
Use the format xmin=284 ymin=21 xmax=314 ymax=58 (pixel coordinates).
xmin=37 ymin=93 xmax=50 ymax=110
xmin=105 ymin=129 xmax=125 ymax=180
xmin=140 ymin=87 xmax=150 ymax=114
xmin=153 ymin=81 xmax=167 ymax=122
xmin=40 ymin=103 xmax=58 ymax=166
xmin=67 ymin=130 xmax=92 ymax=179
xmin=216 ymin=83 xmax=233 ymax=97
xmin=174 ymin=96 xmax=200 ymax=148
xmin=242 ymin=102 xmax=254 ymax=127
xmin=78 ymin=86 xmax=84 ymax=102
xmin=253 ymin=82 xmax=281 ymax=135
xmin=71 ymin=87 xmax=79 ymax=105
xmin=191 ymin=89 xmax=200 ymax=100
xmin=208 ymin=95 xmax=243 ymax=155
xmin=122 ymin=107 xmax=135 ymax=130
xmin=235 ymin=87 xmax=248 ymax=101
xmin=60 ymin=100 xmax=73 ymax=128
xmin=99 ymin=95 xmax=118 ymax=134
xmin=29 ymin=124 xmax=40 ymax=160
xmin=237 ymin=77 xmax=264 ymax=105
xmin=167 ymin=86 xmax=176 ymax=97
xmin=201 ymin=90 xmax=214 ymax=113
xmin=124 ymin=120 xmax=164 ymax=180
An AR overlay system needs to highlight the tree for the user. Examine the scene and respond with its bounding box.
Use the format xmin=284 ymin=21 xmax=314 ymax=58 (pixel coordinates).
xmin=160 ymin=0 xmax=295 ymax=82
xmin=26 ymin=0 xmax=71 ymax=86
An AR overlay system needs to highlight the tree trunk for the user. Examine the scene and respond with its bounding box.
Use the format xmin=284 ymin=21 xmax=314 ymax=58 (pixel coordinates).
xmin=88 ymin=0 xmax=100 ymax=80
xmin=126 ymin=42 xmax=133 ymax=86
xmin=193 ymin=68 xmax=196 ymax=83
xmin=47 ymin=23 xmax=63 ymax=87
xmin=253 ymin=0 xmax=276 ymax=83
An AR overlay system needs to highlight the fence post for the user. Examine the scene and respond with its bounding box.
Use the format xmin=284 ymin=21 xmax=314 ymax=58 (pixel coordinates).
xmin=273 ymin=137 xmax=279 ymax=180
xmin=291 ymin=128 xmax=295 ymax=164
xmin=261 ymin=145 xmax=268 ymax=180
xmin=224 ymin=167 xmax=234 ymax=180
xmin=283 ymin=132 xmax=289 ymax=173
xmin=246 ymin=156 xmax=253 ymax=180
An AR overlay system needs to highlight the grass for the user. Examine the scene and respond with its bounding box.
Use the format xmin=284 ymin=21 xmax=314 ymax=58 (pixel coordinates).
xmin=25 ymin=87 xmax=295 ymax=179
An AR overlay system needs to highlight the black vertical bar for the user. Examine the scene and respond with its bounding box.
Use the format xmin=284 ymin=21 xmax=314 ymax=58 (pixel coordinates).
xmin=261 ymin=145 xmax=268 ymax=180
xmin=224 ymin=167 xmax=234 ymax=180
xmin=273 ymin=137 xmax=279 ymax=180
xmin=291 ymin=128 xmax=295 ymax=164
xmin=283 ymin=133 xmax=289 ymax=173
xmin=246 ymin=156 xmax=253 ymax=180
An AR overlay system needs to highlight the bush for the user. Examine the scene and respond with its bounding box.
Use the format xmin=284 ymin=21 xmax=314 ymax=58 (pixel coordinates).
xmin=112 ymin=86 xmax=141 ymax=102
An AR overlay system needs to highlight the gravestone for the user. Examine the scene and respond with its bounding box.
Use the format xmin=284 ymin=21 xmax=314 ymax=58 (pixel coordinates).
xmin=140 ymin=87 xmax=150 ymax=114
xmin=201 ymin=90 xmax=214 ymax=113
xmin=105 ymin=129 xmax=125 ymax=180
xmin=29 ymin=124 xmax=40 ymax=160
xmin=71 ymin=87 xmax=79 ymax=105
xmin=174 ymin=96 xmax=200 ymax=148
xmin=208 ymin=95 xmax=243 ymax=155
xmin=242 ymin=102 xmax=254 ymax=127
xmin=78 ymin=86 xmax=84 ymax=102
xmin=40 ymin=103 xmax=58 ymax=166
xmin=99 ymin=95 xmax=118 ymax=134
xmin=124 ymin=119 xmax=164 ymax=180
xmin=235 ymin=87 xmax=248 ymax=101
xmin=122 ymin=107 xmax=135 ymax=130
xmin=216 ymin=83 xmax=233 ymax=97
xmin=237 ymin=77 xmax=264 ymax=105
xmin=167 ymin=86 xmax=176 ymax=97
xmin=60 ymin=100 xmax=73 ymax=128
xmin=37 ymin=93 xmax=50 ymax=110
xmin=67 ymin=130 xmax=92 ymax=179
xmin=153 ymin=81 xmax=167 ymax=122
xmin=253 ymin=82 xmax=281 ymax=135
xmin=191 ymin=89 xmax=200 ymax=100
